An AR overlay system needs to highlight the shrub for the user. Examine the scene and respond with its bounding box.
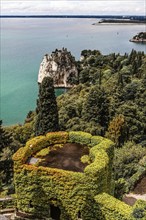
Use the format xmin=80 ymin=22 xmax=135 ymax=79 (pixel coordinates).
xmin=132 ymin=208 xmax=145 ymax=219
xmin=69 ymin=131 xmax=92 ymax=145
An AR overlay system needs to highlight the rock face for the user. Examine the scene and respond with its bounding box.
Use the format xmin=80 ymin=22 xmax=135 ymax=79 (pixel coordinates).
xmin=38 ymin=48 xmax=78 ymax=87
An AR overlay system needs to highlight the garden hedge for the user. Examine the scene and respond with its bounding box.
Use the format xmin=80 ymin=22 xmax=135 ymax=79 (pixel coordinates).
xmin=13 ymin=131 xmax=145 ymax=220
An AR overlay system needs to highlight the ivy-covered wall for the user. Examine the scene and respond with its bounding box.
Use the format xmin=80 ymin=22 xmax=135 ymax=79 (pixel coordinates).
xmin=13 ymin=131 xmax=146 ymax=220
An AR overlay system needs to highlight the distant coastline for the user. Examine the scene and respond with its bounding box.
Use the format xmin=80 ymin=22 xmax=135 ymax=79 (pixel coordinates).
xmin=1 ymin=15 xmax=146 ymax=20
xmin=94 ymin=19 xmax=146 ymax=24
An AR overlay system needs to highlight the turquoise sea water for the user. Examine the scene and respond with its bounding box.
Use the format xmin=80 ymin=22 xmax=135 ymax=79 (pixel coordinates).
xmin=1 ymin=18 xmax=146 ymax=125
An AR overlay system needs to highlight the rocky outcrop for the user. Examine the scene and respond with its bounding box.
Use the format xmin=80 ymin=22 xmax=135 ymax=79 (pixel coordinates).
xmin=38 ymin=48 xmax=78 ymax=87
xmin=130 ymin=32 xmax=146 ymax=43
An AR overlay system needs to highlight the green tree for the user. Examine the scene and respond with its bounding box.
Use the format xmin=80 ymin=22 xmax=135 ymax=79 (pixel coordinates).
xmin=12 ymin=123 xmax=34 ymax=144
xmin=82 ymin=86 xmax=109 ymax=132
xmin=34 ymin=77 xmax=59 ymax=136
xmin=0 ymin=120 xmax=12 ymax=152
xmin=79 ymin=68 xmax=90 ymax=84
xmin=117 ymin=103 xmax=145 ymax=143
xmin=114 ymin=142 xmax=146 ymax=198
xmin=106 ymin=114 xmax=128 ymax=147
xmin=0 ymin=120 xmax=13 ymax=187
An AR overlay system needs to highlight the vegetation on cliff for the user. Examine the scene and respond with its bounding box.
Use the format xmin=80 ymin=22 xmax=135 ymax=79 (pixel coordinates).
xmin=130 ymin=32 xmax=146 ymax=43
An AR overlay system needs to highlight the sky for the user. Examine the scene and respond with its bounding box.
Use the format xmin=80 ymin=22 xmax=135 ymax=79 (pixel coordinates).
xmin=1 ymin=0 xmax=146 ymax=16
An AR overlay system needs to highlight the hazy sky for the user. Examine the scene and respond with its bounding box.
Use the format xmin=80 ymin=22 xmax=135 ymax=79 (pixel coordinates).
xmin=1 ymin=0 xmax=145 ymax=16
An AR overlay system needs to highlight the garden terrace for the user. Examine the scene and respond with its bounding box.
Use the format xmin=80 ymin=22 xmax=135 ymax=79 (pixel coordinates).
xmin=31 ymin=143 xmax=89 ymax=172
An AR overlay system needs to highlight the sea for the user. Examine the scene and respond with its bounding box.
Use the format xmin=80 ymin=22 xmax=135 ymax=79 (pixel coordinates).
xmin=1 ymin=18 xmax=146 ymax=126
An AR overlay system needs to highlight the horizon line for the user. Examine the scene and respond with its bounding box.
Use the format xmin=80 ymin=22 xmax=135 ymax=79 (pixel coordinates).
xmin=1 ymin=14 xmax=146 ymax=18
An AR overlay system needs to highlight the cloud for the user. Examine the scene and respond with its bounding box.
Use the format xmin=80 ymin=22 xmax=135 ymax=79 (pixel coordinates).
xmin=1 ymin=0 xmax=145 ymax=15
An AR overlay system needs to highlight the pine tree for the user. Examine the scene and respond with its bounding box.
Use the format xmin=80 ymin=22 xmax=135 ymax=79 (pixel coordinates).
xmin=34 ymin=77 xmax=59 ymax=136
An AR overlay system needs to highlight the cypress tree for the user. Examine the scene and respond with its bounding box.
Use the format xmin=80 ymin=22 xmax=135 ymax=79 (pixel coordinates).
xmin=34 ymin=77 xmax=59 ymax=136
xmin=106 ymin=114 xmax=127 ymax=147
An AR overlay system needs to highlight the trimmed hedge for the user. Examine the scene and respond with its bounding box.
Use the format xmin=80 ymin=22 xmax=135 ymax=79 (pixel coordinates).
xmin=69 ymin=131 xmax=92 ymax=145
xmin=94 ymin=193 xmax=133 ymax=219
xmin=90 ymin=135 xmax=104 ymax=147
xmin=46 ymin=131 xmax=69 ymax=144
xmin=94 ymin=193 xmax=146 ymax=220
xmin=13 ymin=131 xmax=143 ymax=220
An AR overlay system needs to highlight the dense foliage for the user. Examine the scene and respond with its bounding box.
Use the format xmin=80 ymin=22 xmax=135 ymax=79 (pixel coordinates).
xmin=34 ymin=77 xmax=59 ymax=136
xmin=0 ymin=120 xmax=13 ymax=190
xmin=133 ymin=32 xmax=146 ymax=40
xmin=114 ymin=142 xmax=146 ymax=198
xmin=1 ymin=49 xmax=146 ymax=206
xmin=57 ymin=49 xmax=146 ymax=198
xmin=58 ymin=49 xmax=146 ymax=146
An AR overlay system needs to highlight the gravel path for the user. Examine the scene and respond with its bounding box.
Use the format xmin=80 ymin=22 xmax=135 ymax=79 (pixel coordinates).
xmin=126 ymin=193 xmax=146 ymax=201
xmin=123 ymin=175 xmax=146 ymax=206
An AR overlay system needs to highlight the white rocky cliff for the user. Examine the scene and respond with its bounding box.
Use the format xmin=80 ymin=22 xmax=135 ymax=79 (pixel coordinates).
xmin=38 ymin=48 xmax=78 ymax=87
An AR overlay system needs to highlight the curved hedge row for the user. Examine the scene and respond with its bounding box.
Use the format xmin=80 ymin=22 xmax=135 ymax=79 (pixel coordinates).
xmin=12 ymin=131 xmax=145 ymax=220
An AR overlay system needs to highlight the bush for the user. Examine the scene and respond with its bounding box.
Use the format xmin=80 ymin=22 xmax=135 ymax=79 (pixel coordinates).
xmin=69 ymin=131 xmax=92 ymax=145
xmin=132 ymin=208 xmax=145 ymax=219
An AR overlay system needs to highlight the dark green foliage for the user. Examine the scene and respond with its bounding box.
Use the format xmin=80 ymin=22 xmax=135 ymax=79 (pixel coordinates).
xmin=79 ymin=68 xmax=90 ymax=84
xmin=116 ymin=102 xmax=146 ymax=143
xmin=2 ymin=49 xmax=146 ymax=203
xmin=132 ymin=208 xmax=145 ymax=219
xmin=34 ymin=77 xmax=59 ymax=136
xmin=0 ymin=120 xmax=12 ymax=152
xmin=67 ymin=72 xmax=78 ymax=85
xmin=0 ymin=121 xmax=33 ymax=192
xmin=81 ymin=49 xmax=101 ymax=58
xmin=133 ymin=32 xmax=146 ymax=42
xmin=58 ymin=49 xmax=146 ymax=145
xmin=7 ymin=123 xmax=34 ymax=145
xmin=25 ymin=111 xmax=36 ymax=123
xmin=113 ymin=142 xmax=146 ymax=198
xmin=132 ymin=200 xmax=146 ymax=220
xmin=82 ymin=86 xmax=109 ymax=129
xmin=0 ymin=120 xmax=13 ymax=187
xmin=57 ymin=49 xmax=146 ymax=200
